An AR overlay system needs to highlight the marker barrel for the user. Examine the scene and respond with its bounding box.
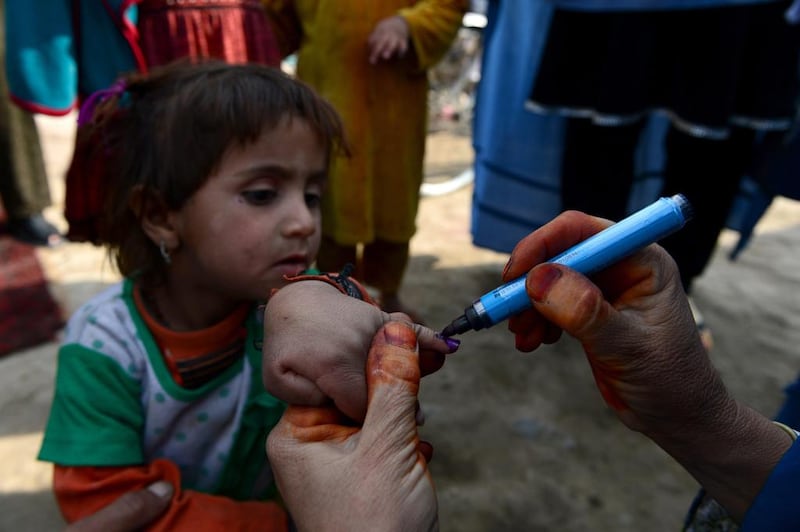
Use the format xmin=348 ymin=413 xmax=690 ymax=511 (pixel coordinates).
xmin=475 ymin=194 xmax=691 ymax=328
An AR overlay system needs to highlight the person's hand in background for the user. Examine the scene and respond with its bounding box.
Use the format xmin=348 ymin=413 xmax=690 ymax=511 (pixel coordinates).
xmin=367 ymin=15 xmax=411 ymax=64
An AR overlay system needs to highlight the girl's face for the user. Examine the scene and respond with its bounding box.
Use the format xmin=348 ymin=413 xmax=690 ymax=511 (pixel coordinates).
xmin=168 ymin=116 xmax=326 ymax=306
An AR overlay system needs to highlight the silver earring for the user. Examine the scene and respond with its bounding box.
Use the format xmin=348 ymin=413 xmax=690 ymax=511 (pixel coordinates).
xmin=159 ymin=240 xmax=172 ymax=265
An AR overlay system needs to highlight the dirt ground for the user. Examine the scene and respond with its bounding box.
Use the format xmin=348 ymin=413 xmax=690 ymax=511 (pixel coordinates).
xmin=2 ymin=114 xmax=800 ymax=531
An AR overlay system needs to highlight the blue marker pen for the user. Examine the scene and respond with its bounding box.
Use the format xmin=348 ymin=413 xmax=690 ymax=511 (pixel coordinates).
xmin=440 ymin=194 xmax=693 ymax=336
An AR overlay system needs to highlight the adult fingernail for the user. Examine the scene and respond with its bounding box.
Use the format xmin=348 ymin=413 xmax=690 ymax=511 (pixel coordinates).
xmin=147 ymin=481 xmax=173 ymax=499
xmin=530 ymin=266 xmax=562 ymax=303
xmin=502 ymin=257 xmax=514 ymax=279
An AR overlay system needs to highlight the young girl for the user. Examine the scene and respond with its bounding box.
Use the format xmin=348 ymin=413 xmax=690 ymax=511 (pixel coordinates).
xmin=37 ymin=60 xmax=348 ymax=530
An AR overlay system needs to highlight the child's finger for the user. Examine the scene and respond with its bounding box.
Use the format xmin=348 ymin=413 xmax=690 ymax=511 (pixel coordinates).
xmin=262 ymin=368 xmax=328 ymax=409
xmin=412 ymin=322 xmax=459 ymax=354
xmin=383 ymin=315 xmax=457 ymax=376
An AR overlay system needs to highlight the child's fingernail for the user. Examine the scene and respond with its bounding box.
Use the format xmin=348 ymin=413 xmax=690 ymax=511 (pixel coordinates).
xmin=435 ymin=333 xmax=460 ymax=353
xmin=444 ymin=337 xmax=460 ymax=352
xmin=530 ymin=266 xmax=562 ymax=303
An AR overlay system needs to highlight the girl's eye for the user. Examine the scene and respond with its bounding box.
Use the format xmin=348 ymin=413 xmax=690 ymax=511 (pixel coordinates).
xmin=242 ymin=189 xmax=277 ymax=205
xmin=305 ymin=191 xmax=322 ymax=209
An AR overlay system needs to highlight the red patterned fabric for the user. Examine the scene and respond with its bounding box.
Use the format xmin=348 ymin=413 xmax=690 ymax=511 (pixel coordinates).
xmin=137 ymin=0 xmax=282 ymax=68
xmin=0 ymin=207 xmax=63 ymax=357
xmin=63 ymin=0 xmax=282 ymax=244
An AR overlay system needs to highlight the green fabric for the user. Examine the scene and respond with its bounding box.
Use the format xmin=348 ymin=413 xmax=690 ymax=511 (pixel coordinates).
xmin=39 ymin=278 xmax=287 ymax=501
xmin=124 ymin=278 xmax=285 ymax=499
xmin=38 ymin=345 xmax=144 ymax=466
xmin=215 ymin=313 xmax=286 ymax=500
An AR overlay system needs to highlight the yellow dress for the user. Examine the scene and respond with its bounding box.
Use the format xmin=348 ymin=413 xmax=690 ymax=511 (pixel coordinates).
xmin=263 ymin=0 xmax=466 ymax=245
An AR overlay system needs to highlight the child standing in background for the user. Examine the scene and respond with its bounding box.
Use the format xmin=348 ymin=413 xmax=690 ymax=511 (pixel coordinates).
xmin=262 ymin=0 xmax=467 ymax=319
xmin=37 ymin=60 xmax=347 ymax=530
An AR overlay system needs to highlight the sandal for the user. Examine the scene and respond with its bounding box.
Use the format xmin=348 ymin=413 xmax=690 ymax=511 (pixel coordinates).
xmin=7 ymin=214 xmax=64 ymax=248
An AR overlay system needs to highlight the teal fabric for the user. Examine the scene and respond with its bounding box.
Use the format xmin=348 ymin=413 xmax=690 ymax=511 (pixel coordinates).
xmin=5 ymin=0 xmax=140 ymax=115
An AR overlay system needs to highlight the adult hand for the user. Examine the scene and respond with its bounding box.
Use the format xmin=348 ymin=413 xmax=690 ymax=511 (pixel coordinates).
xmin=503 ymin=209 xmax=730 ymax=435
xmin=503 ymin=210 xmax=792 ymax=519
xmin=64 ymin=481 xmax=172 ymax=532
xmin=268 ymin=321 xmax=438 ymax=532
xmin=367 ymin=15 xmax=410 ymax=64
xmin=263 ymin=280 xmax=456 ymax=422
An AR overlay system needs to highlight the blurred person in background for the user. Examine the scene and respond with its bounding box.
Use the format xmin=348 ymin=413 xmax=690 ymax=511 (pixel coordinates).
xmin=262 ymin=0 xmax=468 ymax=319
xmin=526 ymin=0 xmax=800 ymax=347
xmin=0 ymin=0 xmax=62 ymax=247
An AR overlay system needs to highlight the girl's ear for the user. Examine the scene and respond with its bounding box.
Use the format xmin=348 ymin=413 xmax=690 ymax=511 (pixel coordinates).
xmin=130 ymin=185 xmax=180 ymax=250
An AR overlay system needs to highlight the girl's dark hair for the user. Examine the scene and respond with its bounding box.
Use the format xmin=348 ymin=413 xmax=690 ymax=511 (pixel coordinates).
xmin=87 ymin=59 xmax=348 ymax=284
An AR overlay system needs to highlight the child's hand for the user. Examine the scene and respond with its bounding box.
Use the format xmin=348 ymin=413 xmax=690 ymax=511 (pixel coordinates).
xmin=367 ymin=15 xmax=410 ymax=64
xmin=263 ymin=280 xmax=456 ymax=421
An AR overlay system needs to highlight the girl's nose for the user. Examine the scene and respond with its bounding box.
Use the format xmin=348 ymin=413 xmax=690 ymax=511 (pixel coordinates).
xmin=282 ymin=199 xmax=317 ymax=238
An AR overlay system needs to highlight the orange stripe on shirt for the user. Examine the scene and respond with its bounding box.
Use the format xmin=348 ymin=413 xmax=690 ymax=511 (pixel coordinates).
xmin=133 ymin=285 xmax=250 ymax=388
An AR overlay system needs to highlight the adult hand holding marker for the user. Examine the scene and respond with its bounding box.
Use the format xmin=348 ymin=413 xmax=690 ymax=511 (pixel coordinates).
xmin=265 ymin=192 xmax=800 ymax=529
xmin=441 ymin=194 xmax=693 ymax=337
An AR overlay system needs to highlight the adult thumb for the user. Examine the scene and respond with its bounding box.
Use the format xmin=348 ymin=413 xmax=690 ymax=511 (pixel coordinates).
xmin=360 ymin=321 xmax=422 ymax=449
xmin=527 ymin=263 xmax=612 ymax=341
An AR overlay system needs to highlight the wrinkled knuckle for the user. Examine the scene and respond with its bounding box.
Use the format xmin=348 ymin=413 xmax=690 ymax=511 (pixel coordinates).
xmin=559 ymin=209 xmax=583 ymax=221
xmin=558 ymin=209 xmax=591 ymax=227
xmin=266 ymin=428 xmax=288 ymax=460
xmin=659 ymin=254 xmax=682 ymax=287
xmin=570 ymin=289 xmax=603 ymax=332
xmin=387 ymin=311 xmax=411 ymax=325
